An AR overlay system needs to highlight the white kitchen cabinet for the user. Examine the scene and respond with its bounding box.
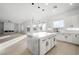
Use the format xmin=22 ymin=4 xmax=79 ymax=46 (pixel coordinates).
xmin=57 ymin=33 xmax=79 ymax=45
xmin=64 ymin=33 xmax=79 ymax=45
xmin=27 ymin=32 xmax=56 ymax=55
xmin=4 ymin=22 xmax=15 ymax=31
xmin=72 ymin=34 xmax=79 ymax=44
xmin=46 ymin=38 xmax=51 ymax=52
xmin=40 ymin=37 xmax=55 ymax=55
xmin=64 ymin=34 xmax=73 ymax=43
xmin=65 ymin=16 xmax=79 ymax=28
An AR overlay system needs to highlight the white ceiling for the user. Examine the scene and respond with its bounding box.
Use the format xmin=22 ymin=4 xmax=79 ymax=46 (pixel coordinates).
xmin=0 ymin=3 xmax=79 ymax=23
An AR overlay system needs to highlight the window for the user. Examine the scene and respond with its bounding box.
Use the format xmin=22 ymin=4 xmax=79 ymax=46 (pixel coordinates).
xmin=53 ymin=20 xmax=64 ymax=28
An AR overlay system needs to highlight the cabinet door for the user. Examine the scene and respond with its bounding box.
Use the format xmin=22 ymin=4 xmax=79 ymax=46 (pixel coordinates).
xmin=64 ymin=34 xmax=73 ymax=42
xmin=73 ymin=34 xmax=79 ymax=44
xmin=40 ymin=39 xmax=46 ymax=55
xmin=51 ymin=37 xmax=55 ymax=47
xmin=46 ymin=39 xmax=51 ymax=52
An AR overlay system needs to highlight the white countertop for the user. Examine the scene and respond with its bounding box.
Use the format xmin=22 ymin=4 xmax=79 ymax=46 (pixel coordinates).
xmin=28 ymin=32 xmax=56 ymax=38
xmin=61 ymin=32 xmax=79 ymax=34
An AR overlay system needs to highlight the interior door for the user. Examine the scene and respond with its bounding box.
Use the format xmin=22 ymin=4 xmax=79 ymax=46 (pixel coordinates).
xmin=0 ymin=22 xmax=4 ymax=34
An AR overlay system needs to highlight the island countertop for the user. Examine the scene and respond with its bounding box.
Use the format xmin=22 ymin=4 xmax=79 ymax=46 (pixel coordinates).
xmin=27 ymin=32 xmax=56 ymax=39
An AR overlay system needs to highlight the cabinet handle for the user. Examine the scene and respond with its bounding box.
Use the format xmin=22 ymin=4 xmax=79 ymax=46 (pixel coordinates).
xmin=28 ymin=35 xmax=32 ymax=38
xmin=48 ymin=38 xmax=50 ymax=39
xmin=75 ymin=34 xmax=77 ymax=37
xmin=54 ymin=38 xmax=55 ymax=41
xmin=46 ymin=41 xmax=48 ymax=46
xmin=65 ymin=36 xmax=68 ymax=38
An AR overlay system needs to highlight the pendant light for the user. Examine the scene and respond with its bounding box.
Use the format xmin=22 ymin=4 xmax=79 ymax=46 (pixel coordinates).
xmin=32 ymin=3 xmax=34 ymax=5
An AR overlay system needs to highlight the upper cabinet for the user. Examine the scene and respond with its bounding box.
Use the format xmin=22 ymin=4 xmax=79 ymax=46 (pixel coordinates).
xmin=4 ymin=22 xmax=15 ymax=32
xmin=65 ymin=15 xmax=79 ymax=28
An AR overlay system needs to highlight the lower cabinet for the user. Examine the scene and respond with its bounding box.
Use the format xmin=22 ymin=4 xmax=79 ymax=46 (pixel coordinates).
xmin=46 ymin=39 xmax=51 ymax=52
xmin=72 ymin=34 xmax=79 ymax=44
xmin=27 ymin=35 xmax=56 ymax=55
xmin=65 ymin=34 xmax=79 ymax=45
xmin=40 ymin=37 xmax=55 ymax=55
xmin=58 ymin=33 xmax=79 ymax=45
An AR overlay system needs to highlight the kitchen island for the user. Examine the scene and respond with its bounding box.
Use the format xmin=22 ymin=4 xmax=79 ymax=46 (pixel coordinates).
xmin=27 ymin=32 xmax=56 ymax=55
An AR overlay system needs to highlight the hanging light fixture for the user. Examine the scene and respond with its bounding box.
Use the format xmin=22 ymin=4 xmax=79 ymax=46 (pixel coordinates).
xmin=32 ymin=3 xmax=34 ymax=5
xmin=38 ymin=6 xmax=40 ymax=8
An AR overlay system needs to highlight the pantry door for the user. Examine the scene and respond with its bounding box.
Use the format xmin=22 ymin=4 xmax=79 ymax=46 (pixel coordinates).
xmin=0 ymin=22 xmax=4 ymax=34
